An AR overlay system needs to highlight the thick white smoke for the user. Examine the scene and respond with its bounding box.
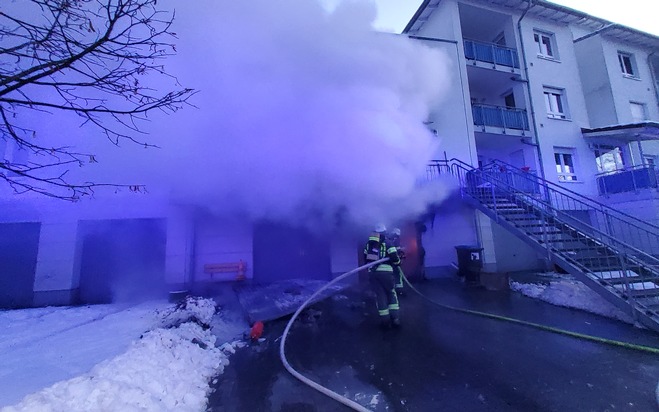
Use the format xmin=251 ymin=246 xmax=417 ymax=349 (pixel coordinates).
xmin=13 ymin=0 xmax=455 ymax=229
xmin=143 ymin=0 xmax=453 ymax=227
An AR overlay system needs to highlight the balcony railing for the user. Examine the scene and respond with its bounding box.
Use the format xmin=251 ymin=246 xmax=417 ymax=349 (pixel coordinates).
xmin=597 ymin=165 xmax=659 ymax=195
xmin=472 ymin=104 xmax=530 ymax=131
xmin=464 ymin=39 xmax=520 ymax=69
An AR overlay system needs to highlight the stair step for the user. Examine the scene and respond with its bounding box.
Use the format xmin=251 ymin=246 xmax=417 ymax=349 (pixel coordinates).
xmin=523 ymin=228 xmax=563 ymax=234
xmin=641 ymin=303 xmax=659 ymax=313
xmin=557 ymin=247 xmax=610 ymax=255
xmin=604 ymin=276 xmax=658 ymax=286
xmin=539 ymin=238 xmax=588 ymax=244
xmin=627 ymin=288 xmax=659 ymax=298
xmin=573 ymin=257 xmax=622 ymax=266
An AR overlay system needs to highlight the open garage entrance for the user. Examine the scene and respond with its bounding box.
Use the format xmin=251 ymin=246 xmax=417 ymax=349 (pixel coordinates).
xmin=253 ymin=222 xmax=331 ymax=283
xmin=78 ymin=218 xmax=166 ymax=304
xmin=0 ymin=222 xmax=40 ymax=308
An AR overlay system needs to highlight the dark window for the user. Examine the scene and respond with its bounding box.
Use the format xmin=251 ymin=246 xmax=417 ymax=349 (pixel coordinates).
xmin=504 ymin=93 xmax=516 ymax=108
xmin=618 ymin=52 xmax=635 ymax=76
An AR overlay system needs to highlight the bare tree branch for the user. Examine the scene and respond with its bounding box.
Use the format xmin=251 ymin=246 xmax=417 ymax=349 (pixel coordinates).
xmin=0 ymin=0 xmax=194 ymax=200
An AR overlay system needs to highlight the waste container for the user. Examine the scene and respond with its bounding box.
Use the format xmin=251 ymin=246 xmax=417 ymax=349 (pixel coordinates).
xmin=455 ymin=245 xmax=483 ymax=285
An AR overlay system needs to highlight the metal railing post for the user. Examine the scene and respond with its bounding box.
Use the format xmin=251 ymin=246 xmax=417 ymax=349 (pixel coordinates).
xmin=618 ymin=254 xmax=638 ymax=323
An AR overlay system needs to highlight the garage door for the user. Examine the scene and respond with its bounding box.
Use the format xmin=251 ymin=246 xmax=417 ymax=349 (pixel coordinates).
xmin=253 ymin=222 xmax=331 ymax=283
xmin=0 ymin=223 xmax=40 ymax=308
xmin=78 ymin=219 xmax=166 ymax=304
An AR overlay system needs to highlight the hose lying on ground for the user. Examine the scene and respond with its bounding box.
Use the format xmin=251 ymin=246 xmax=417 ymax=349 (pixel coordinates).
xmin=279 ymin=258 xmax=388 ymax=412
xmin=401 ymin=274 xmax=659 ymax=355
xmin=280 ymin=261 xmax=659 ymax=412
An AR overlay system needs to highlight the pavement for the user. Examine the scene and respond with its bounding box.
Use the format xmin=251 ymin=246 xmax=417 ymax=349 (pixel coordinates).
xmin=206 ymin=277 xmax=659 ymax=412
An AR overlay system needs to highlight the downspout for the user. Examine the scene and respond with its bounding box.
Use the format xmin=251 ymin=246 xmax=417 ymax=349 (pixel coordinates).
xmin=649 ymin=52 xmax=659 ymax=113
xmin=517 ymin=0 xmax=547 ymax=181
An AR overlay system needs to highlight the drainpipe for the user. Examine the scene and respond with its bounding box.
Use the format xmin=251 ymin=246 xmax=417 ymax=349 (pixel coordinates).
xmin=649 ymin=52 xmax=659 ymax=113
xmin=517 ymin=0 xmax=547 ymax=181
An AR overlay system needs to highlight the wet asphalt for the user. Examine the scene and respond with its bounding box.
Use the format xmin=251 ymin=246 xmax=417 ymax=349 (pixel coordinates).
xmin=207 ymin=278 xmax=659 ymax=412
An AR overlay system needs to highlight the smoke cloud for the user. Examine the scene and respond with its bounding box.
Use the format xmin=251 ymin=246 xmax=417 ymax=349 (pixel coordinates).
xmin=27 ymin=0 xmax=455 ymax=229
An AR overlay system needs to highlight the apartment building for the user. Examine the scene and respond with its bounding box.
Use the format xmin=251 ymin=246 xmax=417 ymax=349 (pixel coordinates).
xmin=405 ymin=0 xmax=659 ymax=274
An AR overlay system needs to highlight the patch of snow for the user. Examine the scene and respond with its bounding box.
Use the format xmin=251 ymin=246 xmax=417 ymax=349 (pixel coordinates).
xmin=510 ymin=276 xmax=634 ymax=324
xmin=158 ymin=296 xmax=218 ymax=328
xmin=0 ymin=297 xmax=246 ymax=411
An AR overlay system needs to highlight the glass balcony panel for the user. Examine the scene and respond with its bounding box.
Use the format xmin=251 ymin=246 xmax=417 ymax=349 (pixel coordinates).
xmin=597 ymin=166 xmax=659 ymax=195
xmin=472 ymin=104 xmax=529 ymax=131
xmin=464 ymin=39 xmax=519 ymax=68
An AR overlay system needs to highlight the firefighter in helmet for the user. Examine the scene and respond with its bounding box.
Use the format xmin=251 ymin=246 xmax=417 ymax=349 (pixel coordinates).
xmin=363 ymin=224 xmax=402 ymax=328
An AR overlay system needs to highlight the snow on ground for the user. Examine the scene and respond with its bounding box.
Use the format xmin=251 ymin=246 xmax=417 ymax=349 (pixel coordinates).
xmin=0 ymin=275 xmax=646 ymax=411
xmin=0 ymin=297 xmax=246 ymax=412
xmin=510 ymin=272 xmax=635 ymax=324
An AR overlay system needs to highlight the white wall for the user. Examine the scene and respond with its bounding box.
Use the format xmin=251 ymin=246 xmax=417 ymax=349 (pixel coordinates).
xmin=193 ymin=216 xmax=253 ymax=283
xmin=574 ymin=36 xmax=618 ymax=127
xmin=415 ymin=1 xmax=477 ymax=164
xmin=521 ymin=15 xmax=599 ymax=197
xmin=600 ymin=39 xmax=659 ymax=124
xmin=421 ymin=193 xmax=479 ymax=277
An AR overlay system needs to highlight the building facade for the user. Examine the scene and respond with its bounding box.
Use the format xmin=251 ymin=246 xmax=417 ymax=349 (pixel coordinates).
xmin=405 ymin=0 xmax=659 ymax=274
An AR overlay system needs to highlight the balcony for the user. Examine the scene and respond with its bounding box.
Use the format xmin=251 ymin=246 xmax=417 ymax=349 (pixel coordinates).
xmin=597 ymin=165 xmax=659 ymax=195
xmin=472 ymin=104 xmax=530 ymax=133
xmin=464 ymin=39 xmax=520 ymax=70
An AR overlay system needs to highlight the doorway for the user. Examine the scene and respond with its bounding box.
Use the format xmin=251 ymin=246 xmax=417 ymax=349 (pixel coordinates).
xmin=78 ymin=218 xmax=166 ymax=304
xmin=253 ymin=222 xmax=331 ymax=283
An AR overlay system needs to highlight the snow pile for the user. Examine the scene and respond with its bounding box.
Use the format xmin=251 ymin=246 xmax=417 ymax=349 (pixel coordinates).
xmin=510 ymin=275 xmax=634 ymax=324
xmin=158 ymin=296 xmax=218 ymax=328
xmin=2 ymin=297 xmax=244 ymax=412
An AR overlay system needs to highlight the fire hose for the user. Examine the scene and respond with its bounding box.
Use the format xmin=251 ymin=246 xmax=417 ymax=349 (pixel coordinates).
xmin=279 ymin=258 xmax=659 ymax=412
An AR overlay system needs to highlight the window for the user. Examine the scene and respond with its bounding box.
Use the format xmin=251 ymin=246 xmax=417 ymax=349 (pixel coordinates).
xmin=504 ymin=92 xmax=516 ymax=108
xmin=494 ymin=32 xmax=506 ymax=46
xmin=543 ymin=87 xmax=568 ymax=119
xmin=645 ymin=156 xmax=655 ymax=169
xmin=555 ymin=149 xmax=577 ymax=181
xmin=594 ymin=146 xmax=624 ymax=173
xmin=630 ymin=102 xmax=647 ymax=122
xmin=533 ymin=30 xmax=556 ymax=58
xmin=618 ymin=52 xmax=637 ymax=77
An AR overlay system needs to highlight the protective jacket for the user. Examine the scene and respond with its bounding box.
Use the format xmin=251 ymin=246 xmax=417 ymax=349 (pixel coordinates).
xmin=363 ymin=232 xmax=401 ymax=272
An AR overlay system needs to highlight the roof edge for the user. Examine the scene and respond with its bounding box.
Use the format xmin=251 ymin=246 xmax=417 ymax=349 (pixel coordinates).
xmin=402 ymin=0 xmax=432 ymax=34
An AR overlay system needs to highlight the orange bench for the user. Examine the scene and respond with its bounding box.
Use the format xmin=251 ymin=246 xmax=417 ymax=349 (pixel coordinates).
xmin=203 ymin=260 xmax=247 ymax=281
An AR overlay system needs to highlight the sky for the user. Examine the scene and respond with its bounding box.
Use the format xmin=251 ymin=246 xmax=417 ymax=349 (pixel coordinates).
xmin=361 ymin=0 xmax=659 ymax=36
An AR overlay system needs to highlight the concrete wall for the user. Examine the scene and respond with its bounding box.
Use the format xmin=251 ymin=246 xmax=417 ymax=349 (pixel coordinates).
xmin=415 ymin=1 xmax=478 ymax=164
xmin=520 ymin=15 xmax=599 ymax=197
xmin=574 ymin=36 xmax=617 ymax=128
xmin=600 ymin=38 xmax=659 ymax=123
xmin=421 ymin=192 xmax=479 ymax=278
xmin=193 ymin=216 xmax=253 ymax=283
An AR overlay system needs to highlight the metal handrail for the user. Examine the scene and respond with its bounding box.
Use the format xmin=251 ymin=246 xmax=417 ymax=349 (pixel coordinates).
xmin=484 ymin=158 xmax=659 ymax=231
xmin=478 ymin=160 xmax=659 ymax=259
xmin=455 ymin=164 xmax=659 ymax=266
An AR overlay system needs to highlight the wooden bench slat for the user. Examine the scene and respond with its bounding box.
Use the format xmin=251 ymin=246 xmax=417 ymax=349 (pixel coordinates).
xmin=203 ymin=261 xmax=247 ymax=281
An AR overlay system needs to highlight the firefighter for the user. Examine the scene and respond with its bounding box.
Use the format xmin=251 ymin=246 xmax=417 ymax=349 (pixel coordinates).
xmin=388 ymin=227 xmax=406 ymax=296
xmin=363 ymin=225 xmax=402 ymax=328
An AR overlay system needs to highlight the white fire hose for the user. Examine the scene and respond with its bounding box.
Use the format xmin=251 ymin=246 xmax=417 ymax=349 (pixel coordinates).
xmin=279 ymin=258 xmax=389 ymax=412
